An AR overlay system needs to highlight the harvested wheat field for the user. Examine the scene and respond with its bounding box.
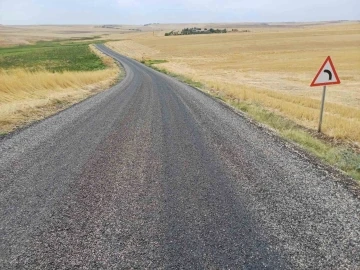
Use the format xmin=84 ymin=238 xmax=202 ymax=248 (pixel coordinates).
xmin=107 ymin=21 xmax=360 ymax=144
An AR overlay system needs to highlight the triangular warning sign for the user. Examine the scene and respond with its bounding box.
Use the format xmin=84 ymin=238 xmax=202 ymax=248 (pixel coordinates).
xmin=310 ymin=56 xmax=341 ymax=87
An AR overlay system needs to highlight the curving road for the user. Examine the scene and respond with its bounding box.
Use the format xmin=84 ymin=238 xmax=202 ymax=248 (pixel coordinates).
xmin=0 ymin=44 xmax=359 ymax=269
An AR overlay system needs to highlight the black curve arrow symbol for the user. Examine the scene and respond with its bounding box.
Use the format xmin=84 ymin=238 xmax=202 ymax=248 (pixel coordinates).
xmin=324 ymin=69 xmax=332 ymax=80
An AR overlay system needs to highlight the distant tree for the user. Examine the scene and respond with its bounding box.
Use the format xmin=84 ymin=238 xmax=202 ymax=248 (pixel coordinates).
xmin=165 ymin=30 xmax=174 ymax=36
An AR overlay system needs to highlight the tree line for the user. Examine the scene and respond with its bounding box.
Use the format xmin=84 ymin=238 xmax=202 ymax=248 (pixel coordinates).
xmin=165 ymin=27 xmax=227 ymax=36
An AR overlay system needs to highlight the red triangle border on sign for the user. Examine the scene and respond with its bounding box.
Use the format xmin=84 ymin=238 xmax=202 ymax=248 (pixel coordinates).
xmin=310 ymin=56 xmax=341 ymax=87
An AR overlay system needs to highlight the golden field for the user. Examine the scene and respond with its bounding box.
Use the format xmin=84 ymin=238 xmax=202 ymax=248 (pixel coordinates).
xmin=106 ymin=22 xmax=360 ymax=143
xmin=0 ymin=45 xmax=119 ymax=133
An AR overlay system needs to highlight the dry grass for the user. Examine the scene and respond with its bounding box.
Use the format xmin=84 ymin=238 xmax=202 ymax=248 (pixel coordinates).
xmin=0 ymin=45 xmax=120 ymax=133
xmin=0 ymin=25 xmax=132 ymax=46
xmin=106 ymin=21 xmax=360 ymax=143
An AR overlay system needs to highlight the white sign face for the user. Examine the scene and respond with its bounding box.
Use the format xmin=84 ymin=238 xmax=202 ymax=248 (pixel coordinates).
xmin=310 ymin=56 xmax=340 ymax=87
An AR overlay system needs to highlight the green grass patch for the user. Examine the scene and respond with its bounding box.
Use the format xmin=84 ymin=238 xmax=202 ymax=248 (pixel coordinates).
xmin=232 ymin=101 xmax=360 ymax=181
xmin=141 ymin=59 xmax=168 ymax=65
xmin=143 ymin=62 xmax=360 ymax=182
xmin=0 ymin=40 xmax=107 ymax=72
xmin=69 ymin=36 xmax=102 ymax=41
xmin=141 ymin=59 xmax=204 ymax=88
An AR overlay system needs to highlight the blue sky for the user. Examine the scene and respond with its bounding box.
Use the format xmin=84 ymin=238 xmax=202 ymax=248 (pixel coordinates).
xmin=0 ymin=0 xmax=359 ymax=25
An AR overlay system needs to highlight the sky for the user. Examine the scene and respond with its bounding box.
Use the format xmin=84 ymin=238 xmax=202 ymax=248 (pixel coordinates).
xmin=0 ymin=0 xmax=359 ymax=25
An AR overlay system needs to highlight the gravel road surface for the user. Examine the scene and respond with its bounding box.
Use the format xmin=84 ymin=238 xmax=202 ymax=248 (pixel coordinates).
xmin=0 ymin=44 xmax=359 ymax=269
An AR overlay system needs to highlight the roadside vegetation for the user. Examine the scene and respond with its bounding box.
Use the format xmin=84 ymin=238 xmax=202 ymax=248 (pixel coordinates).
xmin=141 ymin=59 xmax=204 ymax=88
xmin=231 ymin=102 xmax=360 ymax=181
xmin=0 ymin=39 xmax=120 ymax=133
xmin=204 ymin=83 xmax=360 ymax=142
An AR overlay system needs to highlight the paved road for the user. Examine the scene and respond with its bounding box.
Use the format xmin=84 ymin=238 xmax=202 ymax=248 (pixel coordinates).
xmin=0 ymin=44 xmax=359 ymax=269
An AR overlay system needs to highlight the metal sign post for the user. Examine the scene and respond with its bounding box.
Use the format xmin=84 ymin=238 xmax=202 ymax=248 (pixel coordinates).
xmin=318 ymin=85 xmax=327 ymax=133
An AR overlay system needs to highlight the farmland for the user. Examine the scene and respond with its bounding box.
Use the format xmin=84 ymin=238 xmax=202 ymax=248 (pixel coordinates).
xmin=1 ymin=21 xmax=359 ymax=144
xmin=0 ymin=40 xmax=120 ymax=133
xmin=106 ymin=21 xmax=360 ymax=144
xmin=0 ymin=41 xmax=107 ymax=71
